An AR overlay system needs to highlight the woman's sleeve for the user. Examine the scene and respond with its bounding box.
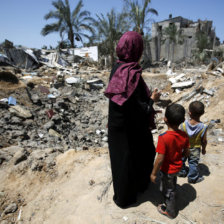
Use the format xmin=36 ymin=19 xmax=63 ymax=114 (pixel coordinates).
xmin=132 ymin=84 xmax=154 ymax=114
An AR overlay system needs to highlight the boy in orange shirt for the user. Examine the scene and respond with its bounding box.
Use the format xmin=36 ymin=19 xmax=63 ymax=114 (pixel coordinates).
xmin=151 ymin=104 xmax=189 ymax=219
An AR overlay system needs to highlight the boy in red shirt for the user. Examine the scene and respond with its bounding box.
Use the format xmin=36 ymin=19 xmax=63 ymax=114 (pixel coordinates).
xmin=150 ymin=104 xmax=189 ymax=219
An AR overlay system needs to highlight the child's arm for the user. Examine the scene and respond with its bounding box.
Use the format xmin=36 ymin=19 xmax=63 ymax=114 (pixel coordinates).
xmin=182 ymin=133 xmax=190 ymax=158
xmin=150 ymin=153 xmax=164 ymax=183
xmin=183 ymin=147 xmax=190 ymax=158
xmin=202 ymin=130 xmax=207 ymax=155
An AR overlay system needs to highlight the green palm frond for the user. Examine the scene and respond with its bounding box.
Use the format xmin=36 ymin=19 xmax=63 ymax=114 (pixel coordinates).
xmin=41 ymin=0 xmax=95 ymax=47
xmin=196 ymin=31 xmax=210 ymax=53
xmin=79 ymin=23 xmax=95 ymax=33
xmin=72 ymin=0 xmax=83 ymax=18
xmin=163 ymin=23 xmax=184 ymax=44
xmin=41 ymin=23 xmax=60 ymax=36
xmin=124 ymin=0 xmax=158 ymax=34
xmin=94 ymin=8 xmax=130 ymax=65
xmin=44 ymin=11 xmax=60 ymax=20
xmin=78 ymin=10 xmax=91 ymax=18
xmin=146 ymin=8 xmax=158 ymax=16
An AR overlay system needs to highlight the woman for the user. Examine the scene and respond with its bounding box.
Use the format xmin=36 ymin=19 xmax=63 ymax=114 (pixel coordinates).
xmin=105 ymin=31 xmax=161 ymax=208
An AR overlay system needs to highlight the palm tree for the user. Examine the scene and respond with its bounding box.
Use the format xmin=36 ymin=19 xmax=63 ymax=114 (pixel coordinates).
xmin=123 ymin=0 xmax=158 ymax=67
xmin=163 ymin=23 xmax=184 ymax=61
xmin=94 ymin=9 xmax=130 ymax=67
xmin=41 ymin=0 xmax=95 ymax=48
xmin=191 ymin=30 xmax=211 ymax=64
xmin=124 ymin=0 xmax=158 ymax=34
xmin=196 ymin=31 xmax=210 ymax=53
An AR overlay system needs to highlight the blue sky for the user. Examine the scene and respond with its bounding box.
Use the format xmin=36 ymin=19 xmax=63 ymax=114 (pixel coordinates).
xmin=0 ymin=0 xmax=223 ymax=49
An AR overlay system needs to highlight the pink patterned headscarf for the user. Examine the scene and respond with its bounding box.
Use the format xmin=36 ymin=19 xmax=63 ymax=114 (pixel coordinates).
xmin=104 ymin=31 xmax=151 ymax=106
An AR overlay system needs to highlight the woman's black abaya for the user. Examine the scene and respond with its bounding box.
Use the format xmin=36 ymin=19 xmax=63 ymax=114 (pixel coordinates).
xmin=108 ymin=63 xmax=156 ymax=208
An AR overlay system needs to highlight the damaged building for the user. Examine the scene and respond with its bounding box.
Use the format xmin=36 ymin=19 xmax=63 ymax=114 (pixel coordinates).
xmin=150 ymin=15 xmax=220 ymax=62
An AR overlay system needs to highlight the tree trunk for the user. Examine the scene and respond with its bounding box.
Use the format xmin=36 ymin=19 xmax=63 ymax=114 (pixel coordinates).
xmin=167 ymin=39 xmax=170 ymax=61
xmin=172 ymin=42 xmax=175 ymax=62
xmin=110 ymin=41 xmax=116 ymax=68
xmin=110 ymin=51 xmax=115 ymax=68
xmin=184 ymin=39 xmax=187 ymax=59
xmin=68 ymin=26 xmax=74 ymax=48
xmin=211 ymin=31 xmax=216 ymax=59
xmin=142 ymin=38 xmax=152 ymax=68
xmin=158 ymin=31 xmax=161 ymax=61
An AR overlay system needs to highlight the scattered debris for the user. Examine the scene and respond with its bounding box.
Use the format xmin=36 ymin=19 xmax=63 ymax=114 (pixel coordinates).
xmin=203 ymin=88 xmax=215 ymax=96
xmin=4 ymin=48 xmax=40 ymax=69
xmin=97 ymin=178 xmax=112 ymax=202
xmin=9 ymin=105 xmax=32 ymax=118
xmin=8 ymin=96 xmax=17 ymax=105
xmin=171 ymin=80 xmax=195 ymax=89
xmin=65 ymin=77 xmax=81 ymax=84
xmin=89 ymin=179 xmax=95 ymax=186
xmin=87 ymin=79 xmax=104 ymax=89
xmin=3 ymin=203 xmax=18 ymax=215
xmin=123 ymin=216 xmax=129 ymax=221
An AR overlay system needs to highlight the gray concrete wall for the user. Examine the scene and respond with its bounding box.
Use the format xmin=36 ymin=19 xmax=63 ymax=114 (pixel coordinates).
xmin=150 ymin=17 xmax=215 ymax=62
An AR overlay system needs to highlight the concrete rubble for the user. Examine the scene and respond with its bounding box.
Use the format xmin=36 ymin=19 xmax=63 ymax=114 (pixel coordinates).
xmin=0 ymin=48 xmax=223 ymax=155
xmin=0 ymin=68 xmax=107 ymax=151
xmin=0 ymin=42 xmax=110 ymax=180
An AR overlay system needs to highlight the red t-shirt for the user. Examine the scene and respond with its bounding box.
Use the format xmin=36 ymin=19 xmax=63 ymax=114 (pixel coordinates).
xmin=156 ymin=130 xmax=189 ymax=174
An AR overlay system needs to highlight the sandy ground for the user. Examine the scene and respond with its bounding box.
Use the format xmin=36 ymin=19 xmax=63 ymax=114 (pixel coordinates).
xmin=1 ymin=71 xmax=224 ymax=224
xmin=1 ymin=144 xmax=224 ymax=224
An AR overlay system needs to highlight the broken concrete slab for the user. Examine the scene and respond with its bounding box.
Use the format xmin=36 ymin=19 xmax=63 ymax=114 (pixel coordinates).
xmin=9 ymin=105 xmax=32 ymax=118
xmin=217 ymin=67 xmax=223 ymax=74
xmin=43 ymin=121 xmax=55 ymax=130
xmin=173 ymin=83 xmax=204 ymax=103
xmin=168 ymin=73 xmax=186 ymax=84
xmin=49 ymin=129 xmax=61 ymax=138
xmin=3 ymin=203 xmax=18 ymax=214
xmin=65 ymin=77 xmax=81 ymax=84
xmin=206 ymin=71 xmax=222 ymax=77
xmin=203 ymin=89 xmax=215 ymax=96
xmin=171 ymin=80 xmax=195 ymax=89
xmin=197 ymin=95 xmax=205 ymax=101
xmin=86 ymin=79 xmax=104 ymax=89
xmin=166 ymin=69 xmax=176 ymax=76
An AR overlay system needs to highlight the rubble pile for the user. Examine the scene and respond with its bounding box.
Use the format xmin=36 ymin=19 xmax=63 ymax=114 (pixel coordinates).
xmin=152 ymin=61 xmax=224 ymax=147
xmin=164 ymin=62 xmax=222 ymax=108
xmin=1 ymin=52 xmax=224 ymax=170
xmin=0 ymin=70 xmax=108 ymax=152
xmin=1 ymin=42 xmax=224 ymax=154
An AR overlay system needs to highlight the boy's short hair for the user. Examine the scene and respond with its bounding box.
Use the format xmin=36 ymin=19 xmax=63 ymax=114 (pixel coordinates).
xmin=189 ymin=101 xmax=204 ymax=117
xmin=165 ymin=103 xmax=185 ymax=126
